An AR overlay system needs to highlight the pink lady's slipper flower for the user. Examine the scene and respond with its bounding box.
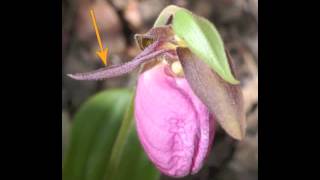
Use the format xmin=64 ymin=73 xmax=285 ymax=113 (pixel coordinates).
xmin=68 ymin=6 xmax=245 ymax=178
xmin=135 ymin=63 xmax=215 ymax=177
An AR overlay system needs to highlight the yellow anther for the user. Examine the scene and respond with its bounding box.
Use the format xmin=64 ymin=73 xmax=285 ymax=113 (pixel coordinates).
xmin=174 ymin=35 xmax=188 ymax=47
xmin=171 ymin=61 xmax=184 ymax=76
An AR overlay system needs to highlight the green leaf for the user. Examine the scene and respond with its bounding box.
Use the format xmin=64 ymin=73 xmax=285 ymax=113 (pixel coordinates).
xmin=62 ymin=111 xmax=71 ymax=160
xmin=172 ymin=8 xmax=239 ymax=84
xmin=63 ymin=89 xmax=160 ymax=180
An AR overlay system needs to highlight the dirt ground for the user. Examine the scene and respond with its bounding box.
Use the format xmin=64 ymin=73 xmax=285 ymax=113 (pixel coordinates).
xmin=62 ymin=0 xmax=258 ymax=179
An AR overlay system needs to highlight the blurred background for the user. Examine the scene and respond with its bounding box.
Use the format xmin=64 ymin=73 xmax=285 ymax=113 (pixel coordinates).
xmin=62 ymin=0 xmax=258 ymax=180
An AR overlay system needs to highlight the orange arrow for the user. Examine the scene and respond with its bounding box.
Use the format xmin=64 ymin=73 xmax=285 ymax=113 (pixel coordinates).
xmin=90 ymin=9 xmax=108 ymax=65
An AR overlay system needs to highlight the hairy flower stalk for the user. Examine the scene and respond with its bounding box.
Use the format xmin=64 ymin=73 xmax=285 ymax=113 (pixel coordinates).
xmin=68 ymin=5 xmax=245 ymax=178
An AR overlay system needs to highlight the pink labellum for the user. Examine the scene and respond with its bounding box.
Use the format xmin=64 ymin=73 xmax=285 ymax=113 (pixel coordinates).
xmin=134 ymin=64 xmax=215 ymax=177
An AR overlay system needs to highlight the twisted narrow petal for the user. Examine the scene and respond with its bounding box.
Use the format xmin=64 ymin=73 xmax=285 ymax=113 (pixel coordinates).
xmin=67 ymin=41 xmax=170 ymax=81
xmin=177 ymin=48 xmax=246 ymax=140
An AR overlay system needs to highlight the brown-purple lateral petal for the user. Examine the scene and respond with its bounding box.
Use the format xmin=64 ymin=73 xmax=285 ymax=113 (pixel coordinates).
xmin=176 ymin=48 xmax=246 ymax=140
xmin=67 ymin=40 xmax=170 ymax=81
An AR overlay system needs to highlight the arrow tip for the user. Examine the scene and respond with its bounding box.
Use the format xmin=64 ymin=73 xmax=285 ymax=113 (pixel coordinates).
xmin=96 ymin=48 xmax=108 ymax=65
